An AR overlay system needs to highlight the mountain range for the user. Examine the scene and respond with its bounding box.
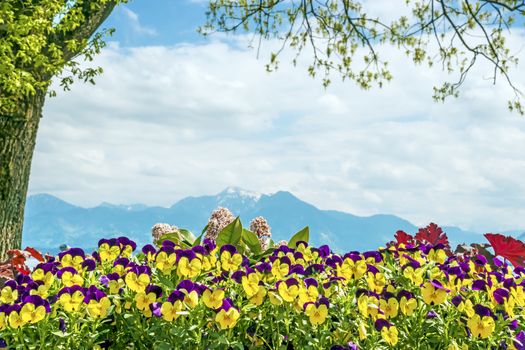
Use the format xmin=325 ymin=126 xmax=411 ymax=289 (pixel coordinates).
xmin=22 ymin=187 xmax=525 ymax=254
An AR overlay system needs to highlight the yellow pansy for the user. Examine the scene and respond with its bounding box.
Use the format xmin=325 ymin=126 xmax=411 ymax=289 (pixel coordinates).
xmin=271 ymin=260 xmax=289 ymax=280
xmin=86 ymin=297 xmax=111 ymax=318
xmin=177 ymin=257 xmax=202 ymax=278
xmin=298 ymin=285 xmax=319 ymax=305
xmin=403 ymin=266 xmax=424 ymax=286
xmin=60 ymin=271 xmax=84 ymax=287
xmin=20 ymin=304 xmax=46 ymax=324
xmin=278 ymin=281 xmax=299 ymax=302
xmin=427 ymin=248 xmax=447 ymax=264
xmin=202 ymin=289 xmax=225 ymax=309
xmin=220 ymin=251 xmax=243 ymax=272
xmin=305 ymin=303 xmax=328 ymax=325
xmin=155 ymin=251 xmax=177 ymax=275
xmin=135 ymin=292 xmax=157 ymax=311
xmin=381 ymin=325 xmax=399 ymax=346
xmin=421 ymin=281 xmax=448 ymax=305
xmin=336 ymin=258 xmax=367 ymax=281
xmin=8 ymin=312 xmax=25 ymax=329
xmin=215 ymin=307 xmax=240 ymax=330
xmin=379 ymin=298 xmax=399 ymax=319
xmin=161 ymin=300 xmax=183 ymax=322
xmin=99 ymin=243 xmax=121 ymax=262
xmin=59 ymin=291 xmax=84 ymax=312
xmin=125 ymin=272 xmax=150 ymax=293
xmin=399 ymin=296 xmax=417 ymax=316
xmin=249 ymin=286 xmax=267 ymax=306
xmin=242 ymin=273 xmax=260 ymax=297
xmin=0 ymin=287 xmax=18 ymax=304
xmin=467 ymin=314 xmax=495 ymax=339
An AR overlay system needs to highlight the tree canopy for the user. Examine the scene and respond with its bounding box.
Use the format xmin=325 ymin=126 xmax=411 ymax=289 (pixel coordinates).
xmin=0 ymin=0 xmax=126 ymax=117
xmin=201 ymin=0 xmax=525 ymax=114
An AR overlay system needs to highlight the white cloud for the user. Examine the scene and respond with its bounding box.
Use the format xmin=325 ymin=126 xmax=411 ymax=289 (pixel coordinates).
xmin=29 ymin=30 xmax=525 ymax=234
xmin=121 ymin=7 xmax=157 ymax=36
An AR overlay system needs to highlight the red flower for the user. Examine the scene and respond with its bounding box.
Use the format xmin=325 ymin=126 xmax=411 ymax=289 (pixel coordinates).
xmin=484 ymin=233 xmax=525 ymax=267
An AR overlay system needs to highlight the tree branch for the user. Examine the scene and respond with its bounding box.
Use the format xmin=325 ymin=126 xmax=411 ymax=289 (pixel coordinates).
xmin=52 ymin=0 xmax=118 ymax=63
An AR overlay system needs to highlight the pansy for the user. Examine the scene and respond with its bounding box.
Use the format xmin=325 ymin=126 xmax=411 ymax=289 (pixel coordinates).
xmin=375 ymin=319 xmax=398 ymax=346
xmin=20 ymin=295 xmax=50 ymax=324
xmin=467 ymin=314 xmax=495 ymax=339
xmin=31 ymin=262 xmax=57 ymax=286
xmin=271 ymin=258 xmax=290 ymax=280
xmin=421 ymin=280 xmax=449 ymax=305
xmin=241 ymin=272 xmax=261 ymax=297
xmin=379 ymin=297 xmax=399 ymax=319
xmin=427 ymin=248 xmax=447 ymax=264
xmin=112 ymin=257 xmax=130 ymax=276
xmin=215 ymin=299 xmax=240 ymax=330
xmin=249 ymin=285 xmax=267 ymax=306
xmin=58 ymin=286 xmax=85 ymax=312
xmin=124 ymin=266 xmax=151 ymax=292
xmin=142 ymin=244 xmax=157 ymax=261
xmin=116 ymin=237 xmax=137 ymax=257
xmin=161 ymin=298 xmax=184 ymax=322
xmin=277 ymin=278 xmax=300 ymax=303
xmin=336 ymin=257 xmax=367 ymax=282
xmin=177 ymin=252 xmax=202 ymax=278
xmin=135 ymin=284 xmax=162 ymax=312
xmin=403 ymin=265 xmax=424 ymax=286
xmin=177 ymin=280 xmax=199 ymax=308
xmin=298 ymin=278 xmax=319 ymax=305
xmin=58 ymin=248 xmax=85 ymax=270
xmin=57 ymin=267 xmax=84 ymax=287
xmin=367 ymin=271 xmax=387 ymax=294
xmin=84 ymin=286 xmax=111 ymax=318
xmin=155 ymin=250 xmax=177 ymax=275
xmin=7 ymin=305 xmax=24 ymax=329
xmin=219 ymin=245 xmax=243 ymax=272
xmin=202 ymin=288 xmax=225 ymax=309
xmin=304 ymin=299 xmax=329 ymax=326
xmin=98 ymin=239 xmax=121 ymax=262
xmin=358 ymin=294 xmax=380 ymax=319
xmin=0 ymin=281 xmax=18 ymax=304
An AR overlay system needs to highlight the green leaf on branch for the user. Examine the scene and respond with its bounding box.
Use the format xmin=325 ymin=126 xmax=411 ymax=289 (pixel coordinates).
xmin=242 ymin=229 xmax=262 ymax=254
xmin=216 ymin=217 xmax=243 ymax=248
xmin=288 ymin=226 xmax=309 ymax=248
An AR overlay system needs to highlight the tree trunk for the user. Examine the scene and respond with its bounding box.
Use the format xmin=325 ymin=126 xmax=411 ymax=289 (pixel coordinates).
xmin=0 ymin=94 xmax=44 ymax=261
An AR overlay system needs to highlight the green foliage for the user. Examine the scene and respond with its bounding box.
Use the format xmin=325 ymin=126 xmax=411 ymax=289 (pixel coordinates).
xmin=201 ymin=0 xmax=525 ymax=114
xmin=288 ymin=226 xmax=310 ymax=248
xmin=216 ymin=216 xmax=243 ymax=247
xmin=241 ymin=228 xmax=262 ymax=254
xmin=0 ymin=0 xmax=127 ymax=116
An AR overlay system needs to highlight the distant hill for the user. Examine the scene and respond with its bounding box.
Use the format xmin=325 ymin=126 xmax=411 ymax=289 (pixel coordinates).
xmin=23 ymin=187 xmax=512 ymax=254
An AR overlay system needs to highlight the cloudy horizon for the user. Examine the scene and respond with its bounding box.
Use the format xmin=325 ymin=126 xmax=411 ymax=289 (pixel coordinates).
xmin=27 ymin=1 xmax=525 ymax=234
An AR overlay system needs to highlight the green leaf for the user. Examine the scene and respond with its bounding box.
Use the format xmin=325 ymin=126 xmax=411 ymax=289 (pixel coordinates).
xmin=193 ymin=233 xmax=204 ymax=247
xmin=156 ymin=232 xmax=182 ymax=246
xmin=179 ymin=228 xmax=196 ymax=243
xmin=216 ymin=217 xmax=242 ymax=248
xmin=288 ymin=226 xmax=309 ymax=248
xmin=242 ymin=229 xmax=262 ymax=254
xmin=156 ymin=273 xmax=175 ymax=289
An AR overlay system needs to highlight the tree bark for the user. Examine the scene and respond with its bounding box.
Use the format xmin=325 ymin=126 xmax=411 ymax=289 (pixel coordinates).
xmin=0 ymin=94 xmax=44 ymax=261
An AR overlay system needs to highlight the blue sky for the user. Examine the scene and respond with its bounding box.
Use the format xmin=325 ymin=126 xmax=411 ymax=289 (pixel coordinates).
xmin=27 ymin=0 xmax=525 ymax=233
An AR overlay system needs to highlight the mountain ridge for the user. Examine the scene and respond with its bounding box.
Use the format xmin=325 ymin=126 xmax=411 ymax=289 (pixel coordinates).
xmin=23 ymin=187 xmax=523 ymax=254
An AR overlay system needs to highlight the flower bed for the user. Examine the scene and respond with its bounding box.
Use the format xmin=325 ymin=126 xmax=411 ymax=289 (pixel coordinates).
xmin=0 ymin=220 xmax=525 ymax=349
